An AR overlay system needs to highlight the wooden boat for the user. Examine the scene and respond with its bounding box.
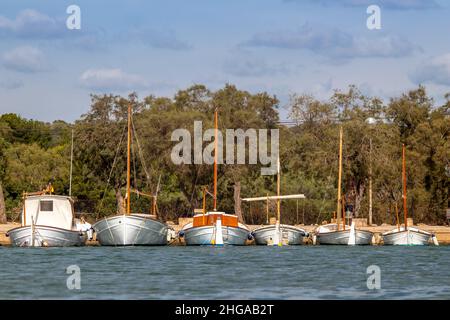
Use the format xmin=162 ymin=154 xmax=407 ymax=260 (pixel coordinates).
xmin=6 ymin=187 xmax=88 ymax=247
xmin=92 ymin=103 xmax=169 ymax=246
xmin=383 ymin=226 xmax=435 ymax=245
xmin=252 ymin=223 xmax=307 ymax=246
xmin=315 ymin=223 xmax=373 ymax=245
xmin=179 ymin=109 xmax=251 ymax=246
xmin=382 ymin=145 xmax=437 ymax=246
xmin=315 ymin=127 xmax=373 ymax=245
xmin=244 ymin=158 xmax=308 ymax=246
xmin=180 ymin=211 xmax=250 ymax=246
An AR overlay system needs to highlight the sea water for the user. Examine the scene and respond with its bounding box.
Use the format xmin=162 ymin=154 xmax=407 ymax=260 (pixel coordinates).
xmin=1 ymin=246 xmax=449 ymax=299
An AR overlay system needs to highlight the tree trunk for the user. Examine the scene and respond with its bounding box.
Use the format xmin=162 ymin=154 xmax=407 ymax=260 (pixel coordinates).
xmin=352 ymin=184 xmax=365 ymax=218
xmin=234 ymin=181 xmax=243 ymax=223
xmin=115 ymin=188 xmax=126 ymax=214
xmin=0 ymin=182 xmax=6 ymax=224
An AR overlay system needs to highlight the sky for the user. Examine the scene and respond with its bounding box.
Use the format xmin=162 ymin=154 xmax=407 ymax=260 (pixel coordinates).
xmin=0 ymin=0 xmax=449 ymax=122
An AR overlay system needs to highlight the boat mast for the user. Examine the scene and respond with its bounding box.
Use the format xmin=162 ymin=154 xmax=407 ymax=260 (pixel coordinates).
xmin=213 ymin=109 xmax=218 ymax=211
xmin=69 ymin=129 xmax=74 ymax=197
xmin=126 ymin=103 xmax=132 ymax=215
xmin=277 ymin=156 xmax=281 ymax=223
xmin=336 ymin=126 xmax=343 ymax=230
xmin=402 ymin=144 xmax=407 ymax=230
xmin=203 ymin=186 xmax=207 ymax=224
xmin=395 ymin=202 xmax=400 ymax=231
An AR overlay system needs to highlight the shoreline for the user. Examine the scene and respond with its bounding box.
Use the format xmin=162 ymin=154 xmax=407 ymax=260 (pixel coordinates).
xmin=2 ymin=222 xmax=450 ymax=246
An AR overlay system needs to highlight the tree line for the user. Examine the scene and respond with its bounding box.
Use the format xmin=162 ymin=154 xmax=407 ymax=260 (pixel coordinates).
xmin=0 ymin=84 xmax=449 ymax=225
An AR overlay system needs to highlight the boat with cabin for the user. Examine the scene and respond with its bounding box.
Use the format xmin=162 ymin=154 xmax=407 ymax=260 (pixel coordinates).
xmin=6 ymin=185 xmax=89 ymax=247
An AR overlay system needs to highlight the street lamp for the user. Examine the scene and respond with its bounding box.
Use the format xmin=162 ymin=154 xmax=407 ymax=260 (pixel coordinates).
xmin=366 ymin=117 xmax=376 ymax=226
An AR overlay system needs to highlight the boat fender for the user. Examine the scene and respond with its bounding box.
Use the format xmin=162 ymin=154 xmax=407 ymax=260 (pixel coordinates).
xmin=432 ymin=234 xmax=439 ymax=246
xmin=178 ymin=230 xmax=185 ymax=238
xmin=87 ymin=228 xmax=94 ymax=240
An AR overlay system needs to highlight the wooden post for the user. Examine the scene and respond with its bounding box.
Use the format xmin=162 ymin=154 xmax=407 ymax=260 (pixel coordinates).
xmin=234 ymin=181 xmax=243 ymax=222
xmin=302 ymin=201 xmax=305 ymax=225
xmin=368 ymin=137 xmax=373 ymax=226
xmin=277 ymin=156 xmax=281 ymax=223
xmin=152 ymin=174 xmax=161 ymax=218
xmin=336 ymin=126 xmax=343 ymax=230
xmin=0 ymin=183 xmax=6 ymax=224
xmin=402 ymin=144 xmax=408 ymax=230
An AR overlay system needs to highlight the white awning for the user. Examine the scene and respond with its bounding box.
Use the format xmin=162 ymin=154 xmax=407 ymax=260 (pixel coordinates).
xmin=241 ymin=194 xmax=306 ymax=202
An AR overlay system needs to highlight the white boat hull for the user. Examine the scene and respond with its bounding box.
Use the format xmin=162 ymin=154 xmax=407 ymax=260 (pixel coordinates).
xmin=93 ymin=214 xmax=168 ymax=246
xmin=316 ymin=229 xmax=373 ymax=245
xmin=382 ymin=229 xmax=431 ymax=245
xmin=182 ymin=225 xmax=250 ymax=246
xmin=6 ymin=225 xmax=87 ymax=247
xmin=252 ymin=225 xmax=307 ymax=245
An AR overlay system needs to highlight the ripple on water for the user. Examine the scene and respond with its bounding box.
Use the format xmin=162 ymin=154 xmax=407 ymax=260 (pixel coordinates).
xmin=1 ymin=246 xmax=450 ymax=299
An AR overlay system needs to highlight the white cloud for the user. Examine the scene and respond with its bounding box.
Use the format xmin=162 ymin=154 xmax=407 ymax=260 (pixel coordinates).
xmin=410 ymin=54 xmax=450 ymax=86
xmin=2 ymin=46 xmax=49 ymax=73
xmin=128 ymin=28 xmax=192 ymax=50
xmin=0 ymin=9 xmax=65 ymax=39
xmin=243 ymin=23 xmax=420 ymax=61
xmin=79 ymin=68 xmax=148 ymax=91
xmin=286 ymin=0 xmax=439 ymax=10
xmin=223 ymin=56 xmax=291 ymax=77
xmin=0 ymin=78 xmax=24 ymax=89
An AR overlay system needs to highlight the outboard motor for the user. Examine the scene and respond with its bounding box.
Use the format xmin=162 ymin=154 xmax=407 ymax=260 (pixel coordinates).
xmin=248 ymin=232 xmax=254 ymax=241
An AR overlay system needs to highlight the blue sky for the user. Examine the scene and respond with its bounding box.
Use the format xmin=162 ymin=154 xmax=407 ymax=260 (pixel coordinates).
xmin=0 ymin=0 xmax=449 ymax=122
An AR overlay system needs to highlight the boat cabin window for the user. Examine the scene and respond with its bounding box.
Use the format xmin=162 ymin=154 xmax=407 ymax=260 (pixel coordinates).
xmin=40 ymin=200 xmax=53 ymax=212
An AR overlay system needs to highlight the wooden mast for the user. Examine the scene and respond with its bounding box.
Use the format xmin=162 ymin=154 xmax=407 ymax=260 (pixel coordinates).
xmin=126 ymin=103 xmax=132 ymax=216
xmin=213 ymin=109 xmax=218 ymax=211
xmin=336 ymin=126 xmax=343 ymax=230
xmin=402 ymin=144 xmax=408 ymax=230
xmin=277 ymin=156 xmax=281 ymax=223
xmin=202 ymin=186 xmax=207 ymax=224
xmin=395 ymin=202 xmax=400 ymax=231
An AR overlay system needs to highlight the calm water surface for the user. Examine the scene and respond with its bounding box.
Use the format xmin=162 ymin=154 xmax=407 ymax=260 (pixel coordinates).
xmin=1 ymin=246 xmax=449 ymax=299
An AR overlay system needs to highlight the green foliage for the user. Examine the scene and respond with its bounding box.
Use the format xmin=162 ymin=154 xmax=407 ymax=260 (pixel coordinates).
xmin=0 ymin=84 xmax=448 ymax=225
